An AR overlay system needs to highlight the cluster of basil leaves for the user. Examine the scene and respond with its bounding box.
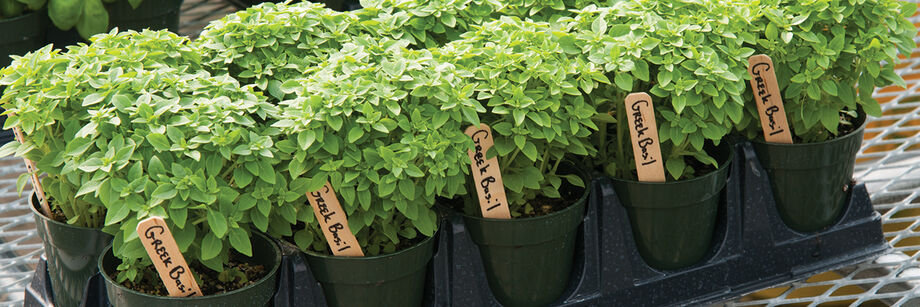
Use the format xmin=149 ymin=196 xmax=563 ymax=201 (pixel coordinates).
xmin=1 ymin=30 xmax=281 ymax=284
xmin=0 ymin=0 xmax=913 ymax=288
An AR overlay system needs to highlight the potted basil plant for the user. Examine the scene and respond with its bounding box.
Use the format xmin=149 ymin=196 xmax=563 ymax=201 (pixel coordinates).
xmin=436 ymin=17 xmax=597 ymax=306
xmin=272 ymin=36 xmax=476 ymax=307
xmin=567 ymin=3 xmax=748 ymax=270
xmin=62 ymin=30 xmax=283 ymax=306
xmin=743 ymin=0 xmax=915 ymax=232
xmin=0 ymin=29 xmax=199 ymax=305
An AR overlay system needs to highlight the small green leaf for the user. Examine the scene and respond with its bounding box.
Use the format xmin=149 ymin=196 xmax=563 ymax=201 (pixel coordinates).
xmin=228 ymin=228 xmax=252 ymax=256
xmin=208 ymin=210 xmax=229 ymax=238
xmin=201 ymin=233 xmax=222 ymax=260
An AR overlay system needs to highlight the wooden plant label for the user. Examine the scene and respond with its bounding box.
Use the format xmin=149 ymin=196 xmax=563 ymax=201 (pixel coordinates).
xmin=136 ymin=216 xmax=202 ymax=297
xmin=625 ymin=93 xmax=666 ymax=182
xmin=11 ymin=125 xmax=51 ymax=217
xmin=307 ymin=182 xmax=364 ymax=257
xmin=464 ymin=124 xmax=511 ymax=219
xmin=748 ymin=54 xmax=793 ymax=144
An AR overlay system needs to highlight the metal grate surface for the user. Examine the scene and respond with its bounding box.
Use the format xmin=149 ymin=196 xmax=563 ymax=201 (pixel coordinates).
xmin=729 ymin=3 xmax=920 ymax=307
xmin=2 ymin=1 xmax=920 ymax=306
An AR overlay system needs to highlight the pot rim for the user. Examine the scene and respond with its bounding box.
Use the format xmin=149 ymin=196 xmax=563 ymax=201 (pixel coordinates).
xmin=609 ymin=142 xmax=734 ymax=187
xmin=0 ymin=10 xmax=41 ymax=24
xmin=302 ymin=230 xmax=435 ymax=260
xmin=29 ymin=192 xmax=101 ymax=231
xmin=750 ymin=108 xmax=867 ymax=147
xmin=98 ymin=231 xmax=282 ymax=300
xmin=459 ymin=164 xmax=590 ymax=223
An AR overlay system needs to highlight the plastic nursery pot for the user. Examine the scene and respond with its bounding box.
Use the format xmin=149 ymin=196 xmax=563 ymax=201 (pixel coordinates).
xmin=611 ymin=143 xmax=732 ymax=271
xmin=461 ymin=167 xmax=589 ymax=307
xmin=99 ymin=232 xmax=281 ymax=306
xmin=303 ymin=233 xmax=436 ymax=307
xmin=0 ymin=10 xmax=44 ymax=68
xmin=45 ymin=0 xmax=184 ymax=47
xmin=752 ymin=110 xmax=866 ymax=233
xmin=31 ymin=193 xmax=113 ymax=307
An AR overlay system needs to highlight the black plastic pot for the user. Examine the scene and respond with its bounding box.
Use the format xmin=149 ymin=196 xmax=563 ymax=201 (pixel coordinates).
xmin=31 ymin=193 xmax=112 ymax=307
xmin=99 ymin=232 xmax=280 ymax=306
xmin=303 ymin=233 xmax=436 ymax=307
xmin=752 ymin=111 xmax=866 ymax=233
xmin=0 ymin=10 xmax=44 ymax=68
xmin=45 ymin=0 xmax=183 ymax=48
xmin=612 ymin=144 xmax=732 ymax=271
xmin=460 ymin=169 xmax=589 ymax=307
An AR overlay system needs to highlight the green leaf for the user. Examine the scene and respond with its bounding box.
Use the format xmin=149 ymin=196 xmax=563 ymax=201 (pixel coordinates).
xmin=563 ymin=174 xmax=584 ymax=188
xmin=666 ymin=156 xmax=686 ymax=180
xmin=615 ymin=73 xmax=633 ymax=91
xmin=103 ymin=200 xmax=130 ymax=226
xmin=151 ymin=183 xmax=177 ymax=199
xmin=201 ymin=233 xmax=222 ymax=260
xmin=65 ymin=138 xmax=94 ymax=156
xmin=821 ymin=80 xmax=838 ymax=96
xmin=208 ymin=210 xmax=229 ymax=238
xmin=819 ymin=107 xmax=839 ymax=134
xmin=347 ymin=126 xmax=364 ymax=143
xmin=228 ymin=228 xmax=252 ymax=256
xmin=48 ymin=0 xmax=83 ymax=29
xmin=398 ymin=179 xmax=416 ymax=200
xmin=82 ymin=93 xmax=104 ymax=106
xmin=173 ymin=223 xmax=196 ymax=251
xmin=75 ymin=0 xmax=108 ymax=39
xmin=146 ymin=133 xmax=169 ymax=152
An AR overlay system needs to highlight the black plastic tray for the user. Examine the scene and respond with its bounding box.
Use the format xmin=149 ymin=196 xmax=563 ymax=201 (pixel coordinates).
xmin=24 ymin=141 xmax=890 ymax=306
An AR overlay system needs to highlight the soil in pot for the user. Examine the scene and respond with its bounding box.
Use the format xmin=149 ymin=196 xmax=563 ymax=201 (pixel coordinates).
xmin=456 ymin=164 xmax=588 ymax=307
xmin=752 ymin=110 xmax=866 ymax=233
xmin=100 ymin=232 xmax=280 ymax=307
xmin=612 ymin=142 xmax=732 ymax=271
xmin=303 ymin=233 xmax=436 ymax=307
xmin=31 ymin=193 xmax=113 ymax=307
xmin=115 ymin=252 xmax=267 ymax=296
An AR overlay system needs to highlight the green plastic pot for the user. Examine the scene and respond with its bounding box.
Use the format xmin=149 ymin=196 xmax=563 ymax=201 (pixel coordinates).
xmin=31 ymin=193 xmax=112 ymax=307
xmin=303 ymin=234 xmax=436 ymax=307
xmin=107 ymin=0 xmax=183 ymax=34
xmin=461 ymin=173 xmax=588 ymax=307
xmin=611 ymin=143 xmax=732 ymax=271
xmin=99 ymin=232 xmax=280 ymax=307
xmin=752 ymin=111 xmax=866 ymax=233
xmin=45 ymin=0 xmax=183 ymax=47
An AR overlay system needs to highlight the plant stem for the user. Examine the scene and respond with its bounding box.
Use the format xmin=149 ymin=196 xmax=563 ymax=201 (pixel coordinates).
xmin=550 ymin=155 xmax=563 ymax=175
xmin=538 ymin=147 xmax=550 ymax=174
xmin=615 ymin=93 xmax=628 ymax=178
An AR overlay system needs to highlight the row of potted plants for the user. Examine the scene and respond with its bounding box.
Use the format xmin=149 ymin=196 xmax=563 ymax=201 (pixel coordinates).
xmin=0 ymin=0 xmax=914 ymax=306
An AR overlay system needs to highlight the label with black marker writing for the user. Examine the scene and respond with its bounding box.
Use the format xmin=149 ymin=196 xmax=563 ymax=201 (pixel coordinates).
xmin=307 ymin=182 xmax=364 ymax=256
xmin=464 ymin=124 xmax=511 ymax=219
xmin=625 ymin=93 xmax=666 ymax=182
xmin=136 ymin=216 xmax=202 ymax=297
xmin=748 ymin=54 xmax=793 ymax=144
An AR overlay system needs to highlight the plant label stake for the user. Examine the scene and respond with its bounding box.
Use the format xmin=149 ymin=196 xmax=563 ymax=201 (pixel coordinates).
xmin=136 ymin=216 xmax=202 ymax=297
xmin=625 ymin=93 xmax=666 ymax=182
xmin=307 ymin=182 xmax=364 ymax=256
xmin=465 ymin=124 xmax=511 ymax=219
xmin=10 ymin=124 xmax=51 ymax=217
xmin=748 ymin=54 xmax=793 ymax=144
